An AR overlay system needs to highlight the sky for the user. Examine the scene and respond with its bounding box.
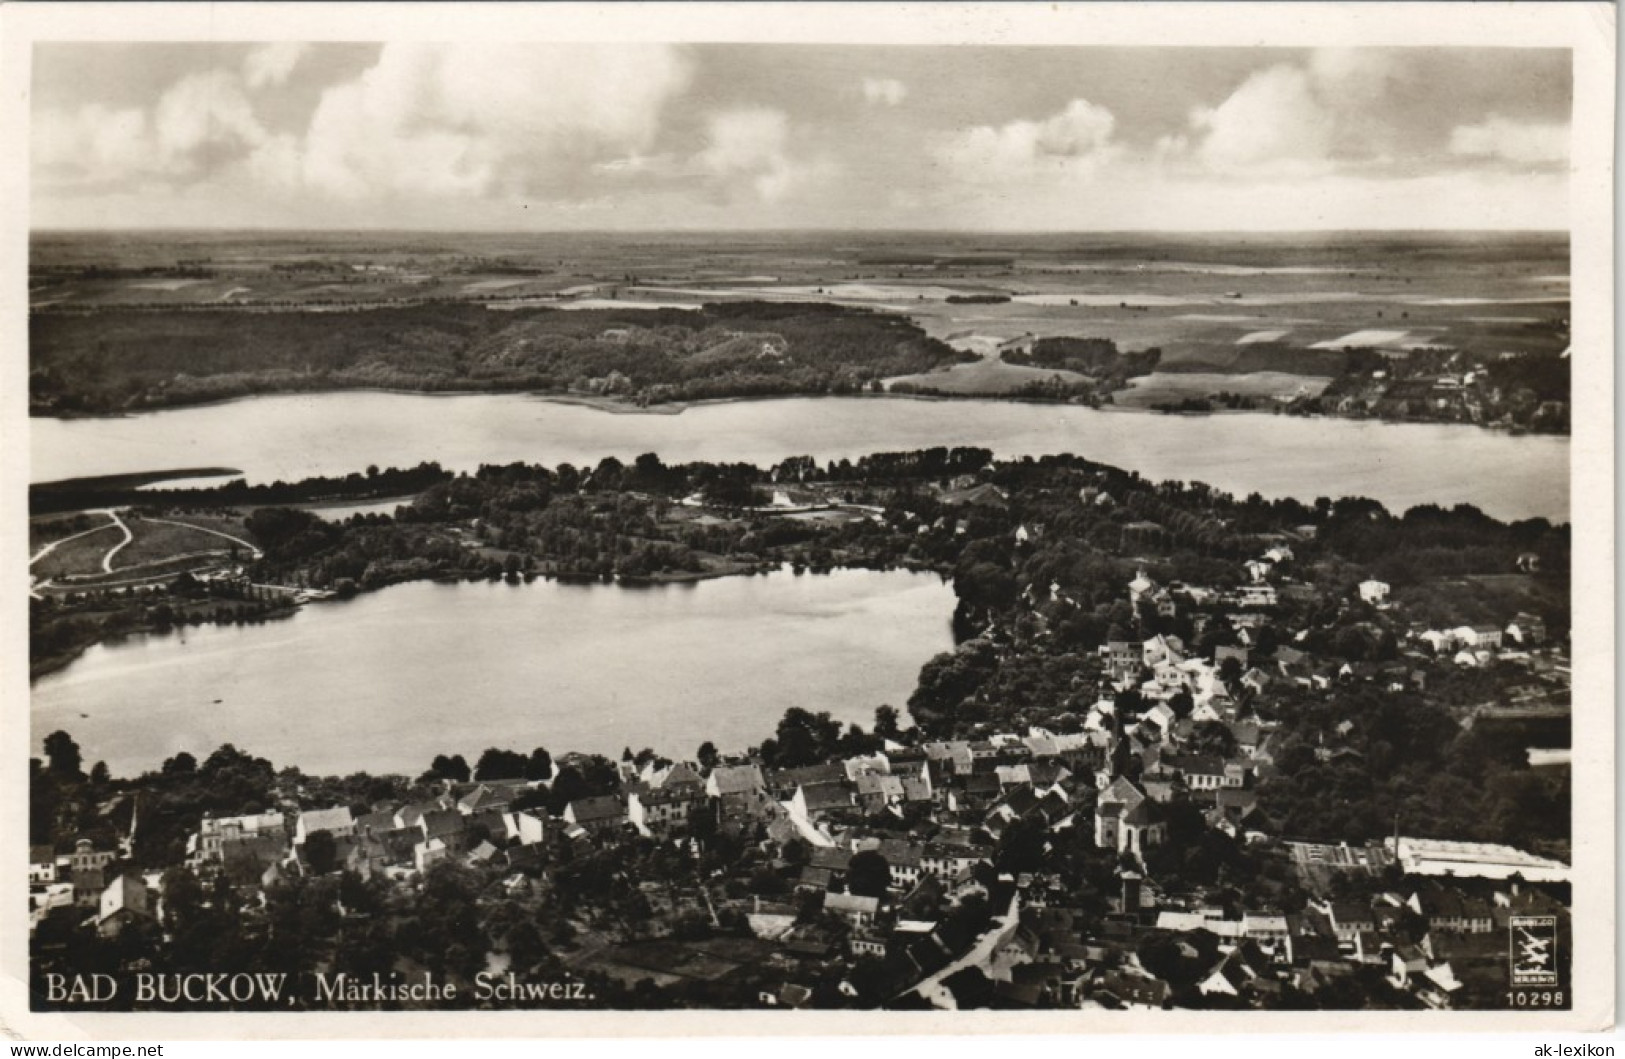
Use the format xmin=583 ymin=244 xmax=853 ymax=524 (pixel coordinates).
xmin=30 ymin=43 xmax=1572 ymax=231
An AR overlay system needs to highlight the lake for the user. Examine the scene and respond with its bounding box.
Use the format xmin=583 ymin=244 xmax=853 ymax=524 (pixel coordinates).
xmin=30 ymin=569 xmax=955 ymax=778
xmin=33 ymin=392 xmax=1568 ymax=521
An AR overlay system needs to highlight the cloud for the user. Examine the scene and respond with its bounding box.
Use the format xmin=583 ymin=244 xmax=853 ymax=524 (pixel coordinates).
xmin=1449 ymin=116 xmax=1568 ymax=166
xmin=243 ymin=43 xmax=310 ymax=89
xmin=698 ymin=107 xmax=808 ymax=202
xmin=299 ymin=43 xmax=692 ymax=199
xmin=940 ymin=98 xmax=1119 ymax=182
xmin=34 ymin=70 xmax=267 ymax=187
xmin=1308 ymin=48 xmax=1402 ymax=107
xmin=1188 ymin=65 xmax=1334 ymax=175
xmin=33 ymin=103 xmax=153 ymax=183
xmin=153 ymin=71 xmax=267 ymax=163
xmin=861 ymin=78 xmax=907 ymax=106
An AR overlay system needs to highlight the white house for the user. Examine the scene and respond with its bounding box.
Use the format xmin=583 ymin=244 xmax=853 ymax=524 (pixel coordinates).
xmin=1358 ymin=580 xmax=1390 ymax=604
xmin=295 ymin=806 xmax=355 ymax=845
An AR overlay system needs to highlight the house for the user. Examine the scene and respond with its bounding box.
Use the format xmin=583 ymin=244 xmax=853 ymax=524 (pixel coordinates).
xmin=1097 ymin=971 xmax=1169 ymax=1010
xmin=1358 ymin=580 xmax=1391 ymax=605
xmin=646 ymin=760 xmax=707 ymax=793
xmin=1411 ymin=884 xmax=1495 ymax=934
xmin=1231 ymin=721 xmax=1263 ymax=758
xmin=419 ymin=809 xmax=466 ymax=845
xmin=922 ymin=741 xmax=975 ymax=776
xmin=1506 ymin=613 xmax=1547 ymax=646
xmin=709 ymin=763 xmax=776 ymax=823
xmin=414 ymin=837 xmax=449 ymax=872
xmin=627 ymin=787 xmax=703 ymax=836
xmin=1242 ymin=913 xmax=1292 ymax=950
xmin=1198 ymin=943 xmax=1272 ymax=997
xmin=1142 ymin=634 xmax=1184 ymax=668
xmin=870 ymin=838 xmax=926 ymax=891
xmin=503 ymin=810 xmax=548 ymax=846
xmin=790 ymin=780 xmax=856 ymax=818
xmin=824 ymin=891 xmax=881 ymax=927
xmin=68 ymin=839 xmax=117 ymax=909
xmin=28 ymin=847 xmax=57 ymax=887
xmin=854 ymin=771 xmax=906 ymax=813
xmin=920 ymin=842 xmax=992 ymax=881
xmin=1453 ymin=624 xmax=1504 ymax=650
xmin=563 ymin=795 xmax=627 ymax=835
xmin=195 ymin=811 xmax=287 ymax=863
xmin=96 ymin=872 xmax=153 ymax=937
xmin=707 ymin=763 xmax=767 ymax=798
xmin=767 ymin=762 xmax=848 ymax=800
xmin=295 ymin=806 xmax=355 ymax=845
xmin=1103 ymin=640 xmax=1141 ymax=681
xmin=1325 ymin=901 xmax=1376 ymax=943
xmin=1236 ymin=584 xmax=1277 ymax=608
xmin=456 ymin=784 xmax=514 ymax=815
xmin=1094 ymin=777 xmax=1166 ymax=856
xmin=1167 ymin=754 xmax=1238 ymax=792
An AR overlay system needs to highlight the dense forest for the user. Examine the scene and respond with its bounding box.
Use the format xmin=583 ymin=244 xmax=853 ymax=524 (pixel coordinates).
xmin=29 ymin=301 xmax=975 ymax=414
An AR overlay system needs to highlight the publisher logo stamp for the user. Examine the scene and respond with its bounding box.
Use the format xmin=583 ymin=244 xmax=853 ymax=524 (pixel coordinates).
xmin=1509 ymin=915 xmax=1559 ymax=987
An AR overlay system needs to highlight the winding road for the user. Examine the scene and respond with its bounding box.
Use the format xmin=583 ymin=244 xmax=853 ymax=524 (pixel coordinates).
xmin=100 ymin=509 xmax=134 ymax=573
xmin=29 ymin=510 xmax=263 ymax=599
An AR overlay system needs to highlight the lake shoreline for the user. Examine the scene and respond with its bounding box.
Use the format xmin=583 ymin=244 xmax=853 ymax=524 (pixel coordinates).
xmin=33 ymin=566 xmax=957 ymax=776
xmin=31 ymin=384 xmax=1565 ymax=438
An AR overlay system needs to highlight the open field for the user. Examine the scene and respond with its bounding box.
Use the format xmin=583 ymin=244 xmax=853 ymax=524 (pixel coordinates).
xmin=30 ymin=511 xmax=260 ymax=584
xmin=113 ymin=515 xmax=256 ymax=569
xmin=29 ymin=511 xmax=115 ymax=555
xmin=885 ymin=357 xmax=1092 ymax=394
xmin=31 ymin=523 xmax=123 ymax=579
xmin=1113 ymin=371 xmax=1333 ymax=408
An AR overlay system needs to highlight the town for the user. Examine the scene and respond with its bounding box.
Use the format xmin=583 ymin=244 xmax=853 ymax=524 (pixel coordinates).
xmin=30 ymin=450 xmax=1572 ymax=1012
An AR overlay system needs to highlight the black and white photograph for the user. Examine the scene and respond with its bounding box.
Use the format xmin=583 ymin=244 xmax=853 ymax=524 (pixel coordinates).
xmin=2 ymin=1 xmax=1613 ymax=1042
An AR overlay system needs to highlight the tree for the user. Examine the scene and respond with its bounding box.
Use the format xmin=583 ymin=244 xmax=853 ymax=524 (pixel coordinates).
xmin=43 ymin=731 xmax=82 ymax=777
xmin=1188 ymin=720 xmax=1238 ymax=759
xmin=475 ymin=747 xmax=527 ymax=781
xmin=696 ymin=741 xmax=719 ymax=771
xmin=766 ymin=708 xmax=842 ymax=768
xmin=430 ymin=754 xmax=470 ymax=783
xmin=847 ymin=850 xmax=891 ymax=898
xmin=304 ymin=830 xmax=338 ymax=876
xmin=874 ymin=706 xmax=901 ymax=742
xmin=89 ymin=761 xmax=110 ymax=786
xmin=525 ymin=747 xmax=554 ymax=781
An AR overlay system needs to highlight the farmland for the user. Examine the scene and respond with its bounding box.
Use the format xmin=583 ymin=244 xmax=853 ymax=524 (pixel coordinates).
xmin=29 ymin=230 xmax=1570 ymax=432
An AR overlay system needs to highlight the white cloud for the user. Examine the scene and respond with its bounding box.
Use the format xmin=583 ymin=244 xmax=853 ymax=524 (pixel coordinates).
xmin=299 ymin=43 xmax=692 ymax=199
xmin=243 ymin=43 xmax=310 ymax=89
xmin=1308 ymin=48 xmax=1401 ymax=107
xmin=1188 ymin=64 xmax=1334 ymax=175
xmin=153 ymin=71 xmax=267 ymax=163
xmin=34 ymin=70 xmax=267 ymax=186
xmin=940 ymin=98 xmax=1119 ymax=182
xmin=1449 ymin=116 xmax=1568 ymax=166
xmin=699 ymin=107 xmax=806 ymax=202
xmin=33 ymin=103 xmax=152 ymax=182
xmin=861 ymin=78 xmax=907 ymax=106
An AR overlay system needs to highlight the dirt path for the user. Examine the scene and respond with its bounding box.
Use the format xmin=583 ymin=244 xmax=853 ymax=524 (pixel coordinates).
xmin=99 ymin=509 xmax=134 ymax=573
xmin=29 ymin=512 xmax=117 ymax=567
